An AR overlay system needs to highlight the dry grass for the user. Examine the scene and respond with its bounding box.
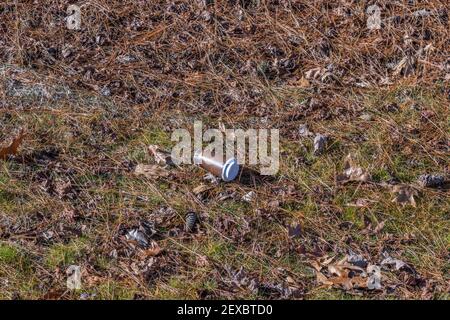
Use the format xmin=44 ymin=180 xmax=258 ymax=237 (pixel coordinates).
xmin=0 ymin=0 xmax=449 ymax=299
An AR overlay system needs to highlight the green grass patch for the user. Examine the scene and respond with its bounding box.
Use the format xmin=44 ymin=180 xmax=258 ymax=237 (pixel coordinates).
xmin=0 ymin=243 xmax=21 ymax=264
xmin=45 ymin=238 xmax=89 ymax=269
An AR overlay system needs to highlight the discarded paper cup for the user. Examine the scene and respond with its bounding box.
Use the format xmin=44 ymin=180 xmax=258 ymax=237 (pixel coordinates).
xmin=194 ymin=152 xmax=240 ymax=182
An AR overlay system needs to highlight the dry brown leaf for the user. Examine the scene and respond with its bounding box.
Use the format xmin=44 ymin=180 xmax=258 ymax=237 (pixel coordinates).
xmin=328 ymin=275 xmax=352 ymax=290
xmin=305 ymin=67 xmax=325 ymax=80
xmin=134 ymin=164 xmax=169 ymax=179
xmin=148 ymin=145 xmax=173 ymax=165
xmin=310 ymin=260 xmax=322 ymax=272
xmin=391 ymin=185 xmax=417 ymax=207
xmin=328 ymin=264 xmax=347 ymax=277
xmin=0 ymin=129 xmax=25 ymax=160
xmin=350 ymin=276 xmax=369 ymax=289
xmin=325 ymin=273 xmax=368 ymax=291
xmin=139 ymin=240 xmax=163 ymax=258
xmin=337 ymin=275 xmax=367 ymax=290
xmin=314 ymin=254 xmax=374 ymax=291
xmin=321 ymin=255 xmax=336 ymax=266
xmin=140 ymin=241 xmax=162 ymax=257
xmin=316 ymin=271 xmax=333 ymax=286
xmin=337 ymin=154 xmax=370 ymax=184
xmin=339 ymin=263 xmax=366 ymax=273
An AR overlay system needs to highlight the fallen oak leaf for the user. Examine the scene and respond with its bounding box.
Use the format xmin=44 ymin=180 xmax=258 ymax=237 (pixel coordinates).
xmin=309 ymin=260 xmax=322 ymax=272
xmin=316 ymin=268 xmax=368 ymax=290
xmin=328 ymin=264 xmax=347 ymax=277
xmin=315 ymin=255 xmax=384 ymax=291
xmin=0 ymin=129 xmax=25 ymax=160
xmin=337 ymin=154 xmax=370 ymax=184
xmin=347 ymin=276 xmax=369 ymax=290
xmin=329 ymin=262 xmax=366 ymax=275
xmin=309 ymin=255 xmax=335 ymax=272
xmin=139 ymin=241 xmax=162 ymax=257
xmin=318 ymin=255 xmax=336 ymax=267
xmin=328 ymin=275 xmax=352 ymax=290
xmin=327 ymin=273 xmax=368 ymax=291
xmin=391 ymin=185 xmax=417 ymax=207
xmin=316 ymin=271 xmax=333 ymax=286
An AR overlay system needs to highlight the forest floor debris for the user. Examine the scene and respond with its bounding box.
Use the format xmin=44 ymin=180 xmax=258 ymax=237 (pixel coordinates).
xmin=0 ymin=0 xmax=449 ymax=300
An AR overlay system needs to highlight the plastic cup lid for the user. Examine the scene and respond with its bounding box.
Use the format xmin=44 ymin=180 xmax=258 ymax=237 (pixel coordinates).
xmin=221 ymin=158 xmax=240 ymax=181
